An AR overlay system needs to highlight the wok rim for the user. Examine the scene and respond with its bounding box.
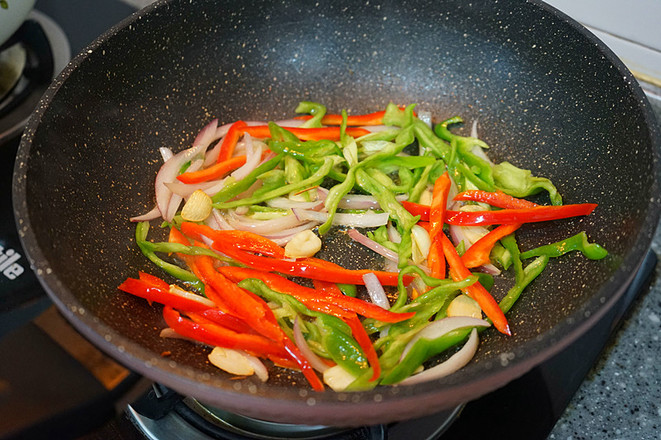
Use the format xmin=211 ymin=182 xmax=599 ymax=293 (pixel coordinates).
xmin=12 ymin=0 xmax=661 ymax=426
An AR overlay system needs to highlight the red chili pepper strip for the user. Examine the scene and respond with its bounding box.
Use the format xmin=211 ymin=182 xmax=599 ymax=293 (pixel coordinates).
xmin=282 ymin=338 xmax=325 ymax=392
xmin=177 ymin=155 xmax=247 ymax=184
xmin=428 ymin=172 xmax=451 ymax=278
xmin=218 ymin=266 xmax=415 ymax=323
xmin=169 ymin=227 xmax=191 ymax=246
xmin=181 ymin=221 xmax=409 ymax=286
xmin=162 ymin=306 xmax=290 ymax=359
xmin=454 ymin=190 xmax=538 ymax=209
xmin=454 ymin=191 xmax=538 ymax=267
xmin=193 ymin=256 xmax=280 ymax=338
xmin=182 ymin=224 xmax=406 ymax=287
xmin=429 ymin=172 xmax=451 ymax=238
xmin=401 ymin=200 xmax=431 ymax=221
xmin=217 ymin=120 xmax=247 ymax=163
xmin=445 ymin=204 xmax=598 ymax=226
xmin=138 ymin=271 xmax=170 ymax=291
xmin=118 ymin=277 xmax=215 ymax=313
xmin=243 ymin=125 xmax=371 ymax=141
xmin=427 ymin=242 xmax=444 ymax=279
xmin=440 ymin=233 xmax=511 ymax=335
xmin=461 ymin=223 xmax=522 ymax=268
xmin=196 ymin=309 xmax=257 ymax=335
xmin=344 ymin=314 xmax=381 ymax=381
xmin=180 ymin=223 xmax=285 ymax=258
xmin=312 ymin=280 xmax=345 ymax=298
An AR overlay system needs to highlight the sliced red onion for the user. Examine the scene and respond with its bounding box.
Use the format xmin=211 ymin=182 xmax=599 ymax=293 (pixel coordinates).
xmin=362 ymin=272 xmax=390 ymax=310
xmin=337 ymin=194 xmax=381 ymax=210
xmin=130 ymin=206 xmax=162 ymax=222
xmin=418 ymin=110 xmax=432 ymax=128
xmin=203 ymin=138 xmax=224 ymax=166
xmin=262 ymin=221 xmax=319 ymax=240
xmin=165 ymin=194 xmax=183 ymax=222
xmin=292 ymin=209 xmax=389 ymax=228
xmin=447 ymin=176 xmax=458 ymax=209
xmin=160 ymin=327 xmax=206 ymax=345
xmin=387 ymin=222 xmax=402 ymax=244
xmin=468 ymin=119 xmax=493 ymax=165
xmin=410 ymin=276 xmax=428 ymax=298
xmin=274 ymin=118 xmax=306 ymax=128
xmin=400 ymin=316 xmax=490 ymax=360
xmin=205 ymin=119 xmax=268 ymax=166
xmin=225 ymin=210 xmax=304 ymax=234
xmin=293 ymin=318 xmax=330 ymax=373
xmin=347 ymin=228 xmax=399 ymax=263
xmin=364 ymin=125 xmax=393 ymax=133
xmin=266 ymin=197 xmax=325 ymax=211
xmin=212 ymin=209 xmax=234 ymax=230
xmin=448 ymin=205 xmax=490 ymax=248
xmin=231 ymin=135 xmax=263 ymax=181
xmin=235 ymin=205 xmax=250 ymax=215
xmin=410 ymin=224 xmax=431 ymax=265
xmin=315 ymin=187 xmax=329 ymax=202
xmin=165 ymin=179 xmax=227 ymax=198
xmin=155 ymin=119 xmax=219 ymax=221
xmin=476 ymin=263 xmax=501 ymax=276
xmin=205 ymin=211 xmax=221 ymax=229
xmin=243 ymin=351 xmax=269 ymax=382
xmin=400 ymin=328 xmax=480 ymax=385
xmin=159 ymin=147 xmax=173 ymax=162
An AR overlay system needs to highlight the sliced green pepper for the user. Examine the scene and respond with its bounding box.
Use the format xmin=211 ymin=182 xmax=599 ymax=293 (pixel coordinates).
xmin=519 ymin=232 xmax=608 ymax=260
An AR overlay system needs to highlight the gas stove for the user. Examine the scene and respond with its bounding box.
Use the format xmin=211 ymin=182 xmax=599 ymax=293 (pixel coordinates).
xmin=0 ymin=2 xmax=659 ymax=439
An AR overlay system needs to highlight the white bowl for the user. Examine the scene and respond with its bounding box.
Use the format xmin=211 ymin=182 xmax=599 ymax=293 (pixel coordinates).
xmin=0 ymin=0 xmax=36 ymax=46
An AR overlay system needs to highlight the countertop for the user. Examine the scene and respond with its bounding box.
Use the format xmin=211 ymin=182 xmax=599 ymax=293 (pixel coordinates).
xmin=549 ymin=92 xmax=661 ymax=439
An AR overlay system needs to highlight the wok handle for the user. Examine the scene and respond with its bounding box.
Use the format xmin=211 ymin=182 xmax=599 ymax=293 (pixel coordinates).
xmin=130 ymin=383 xmax=183 ymax=420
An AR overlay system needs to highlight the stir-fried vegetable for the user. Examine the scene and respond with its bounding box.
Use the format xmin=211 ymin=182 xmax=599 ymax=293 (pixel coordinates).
xmin=120 ymin=102 xmax=608 ymax=391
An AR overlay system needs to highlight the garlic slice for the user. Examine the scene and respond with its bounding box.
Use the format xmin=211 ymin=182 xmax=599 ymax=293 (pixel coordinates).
xmin=323 ymin=365 xmax=357 ymax=392
xmin=181 ymin=189 xmax=213 ymax=222
xmin=446 ymin=295 xmax=483 ymax=319
xmin=284 ymin=229 xmax=322 ymax=259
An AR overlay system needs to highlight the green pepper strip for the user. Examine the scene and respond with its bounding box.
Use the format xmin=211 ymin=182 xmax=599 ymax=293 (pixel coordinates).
xmin=134 ymin=222 xmax=203 ymax=290
xmin=319 ymin=125 xmax=416 ymax=235
xmin=210 ymin=154 xmax=284 ymax=203
xmin=239 ymin=278 xmax=369 ymax=377
xmin=337 ymin=283 xmax=357 ymax=298
xmin=379 ymin=254 xmax=547 ymax=385
xmin=408 ymin=163 xmax=433 ymax=203
xmin=372 ymin=155 xmax=437 ymax=170
xmin=318 ymin=167 xmax=356 ymax=235
xmin=296 ymin=101 xmax=327 ymax=128
xmin=214 ymin=156 xmax=336 ymax=209
xmin=355 ymin=168 xmax=418 ymax=267
xmin=379 ymin=324 xmax=480 ymax=385
xmin=433 ymin=118 xmax=494 ymax=191
xmin=519 ymin=232 xmax=608 ymax=260
xmin=499 ymin=256 xmax=549 ymax=314
xmin=413 ymin=120 xmax=451 ymax=160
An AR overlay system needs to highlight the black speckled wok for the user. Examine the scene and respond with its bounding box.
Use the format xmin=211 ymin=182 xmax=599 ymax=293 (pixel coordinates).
xmin=12 ymin=0 xmax=660 ymax=426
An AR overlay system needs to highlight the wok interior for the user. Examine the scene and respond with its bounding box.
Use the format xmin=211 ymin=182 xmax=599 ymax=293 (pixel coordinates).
xmin=15 ymin=0 xmax=659 ymax=425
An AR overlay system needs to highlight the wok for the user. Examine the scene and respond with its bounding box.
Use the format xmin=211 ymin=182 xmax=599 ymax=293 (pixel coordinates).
xmin=13 ymin=0 xmax=660 ymax=426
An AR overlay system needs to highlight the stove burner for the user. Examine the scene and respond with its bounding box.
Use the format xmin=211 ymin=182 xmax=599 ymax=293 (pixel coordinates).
xmin=0 ymin=19 xmax=53 ymax=142
xmin=127 ymin=383 xmax=460 ymax=440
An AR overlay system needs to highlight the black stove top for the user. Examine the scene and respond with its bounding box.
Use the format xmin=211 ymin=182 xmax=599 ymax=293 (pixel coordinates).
xmin=0 ymin=3 xmax=658 ymax=439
